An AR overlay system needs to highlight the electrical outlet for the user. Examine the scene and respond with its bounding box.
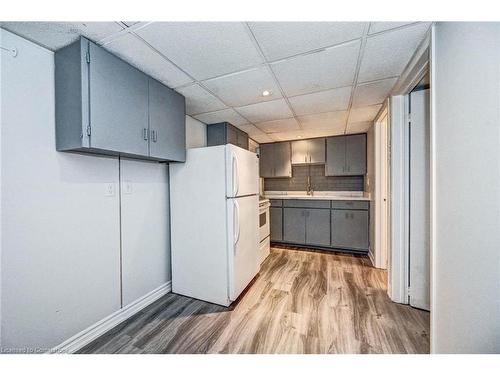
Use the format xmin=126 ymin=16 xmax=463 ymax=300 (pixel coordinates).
xmin=105 ymin=183 xmax=115 ymax=197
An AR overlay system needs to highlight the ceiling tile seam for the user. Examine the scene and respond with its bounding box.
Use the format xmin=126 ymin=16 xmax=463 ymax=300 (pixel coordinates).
xmin=98 ymin=22 xmax=153 ymax=46
xmin=367 ymin=21 xmax=423 ymax=37
xmin=286 ymin=84 xmax=354 ymax=100
xmin=343 ymin=23 xmax=370 ymax=135
xmin=265 ymin=36 xmax=365 ymax=65
xmin=242 ymin=22 xmax=303 ymax=133
xmin=356 ymin=75 xmax=400 ymax=87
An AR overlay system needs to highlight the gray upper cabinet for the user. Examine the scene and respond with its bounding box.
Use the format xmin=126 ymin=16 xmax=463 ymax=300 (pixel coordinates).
xmin=89 ymin=42 xmax=149 ymax=156
xmin=345 ymin=134 xmax=366 ymax=175
xmin=260 ymin=142 xmax=292 ymax=178
xmin=291 ymin=140 xmax=309 ymax=164
xmin=149 ymin=79 xmax=186 ymax=162
xmin=325 ymin=136 xmax=346 ymax=175
xmin=291 ymin=138 xmax=325 ymax=164
xmin=207 ymin=122 xmax=249 ymax=150
xmin=326 ymin=134 xmax=366 ymax=176
xmin=331 ymin=209 xmax=369 ymax=250
xmin=55 ymin=37 xmax=186 ymax=162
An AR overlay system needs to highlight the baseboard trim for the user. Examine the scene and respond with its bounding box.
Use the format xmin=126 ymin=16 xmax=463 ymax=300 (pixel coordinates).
xmin=368 ymin=249 xmax=376 ymax=268
xmin=51 ymin=281 xmax=171 ymax=354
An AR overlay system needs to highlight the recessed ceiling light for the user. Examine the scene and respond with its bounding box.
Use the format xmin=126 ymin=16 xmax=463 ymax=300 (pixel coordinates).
xmin=297 ymin=135 xmax=302 ymax=139
xmin=262 ymin=90 xmax=271 ymax=97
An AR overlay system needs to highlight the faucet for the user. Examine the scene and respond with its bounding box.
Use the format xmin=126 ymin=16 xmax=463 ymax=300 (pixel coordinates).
xmin=306 ymin=176 xmax=314 ymax=196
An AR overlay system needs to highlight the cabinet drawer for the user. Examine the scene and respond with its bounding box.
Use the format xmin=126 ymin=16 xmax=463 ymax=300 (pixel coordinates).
xmin=283 ymin=199 xmax=331 ymax=209
xmin=270 ymin=199 xmax=283 ymax=207
xmin=330 ymin=200 xmax=369 ymax=210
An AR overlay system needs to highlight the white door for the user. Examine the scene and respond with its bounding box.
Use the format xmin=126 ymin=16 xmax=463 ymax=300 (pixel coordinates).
xmin=227 ymin=195 xmax=259 ymax=301
xmin=226 ymin=144 xmax=259 ymax=198
xmin=409 ymin=88 xmax=431 ymax=311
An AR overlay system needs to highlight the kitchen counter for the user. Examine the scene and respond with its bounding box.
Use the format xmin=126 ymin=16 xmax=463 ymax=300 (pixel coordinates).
xmin=264 ymin=191 xmax=371 ymax=201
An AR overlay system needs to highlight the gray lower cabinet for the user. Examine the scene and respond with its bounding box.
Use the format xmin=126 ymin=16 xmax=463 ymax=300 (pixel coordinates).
xmin=305 ymin=209 xmax=331 ymax=247
xmin=326 ymin=134 xmax=366 ymax=176
xmin=259 ymin=142 xmax=292 ymax=178
xmin=270 ymin=207 xmax=283 ymax=242
xmin=331 ymin=209 xmax=369 ymax=250
xmin=272 ymin=199 xmax=369 ymax=252
xmin=283 ymin=206 xmax=330 ymax=247
xmin=283 ymin=208 xmax=306 ymax=244
xmin=207 ymin=122 xmax=249 ymax=150
xmin=55 ymin=37 xmax=186 ymax=162
xmin=149 ymin=79 xmax=186 ymax=161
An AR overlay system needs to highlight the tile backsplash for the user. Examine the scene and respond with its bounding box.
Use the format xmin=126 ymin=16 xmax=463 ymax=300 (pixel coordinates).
xmin=264 ymin=165 xmax=364 ymax=192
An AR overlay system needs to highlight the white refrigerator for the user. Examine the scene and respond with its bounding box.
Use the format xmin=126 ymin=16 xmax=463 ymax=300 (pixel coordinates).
xmin=169 ymin=144 xmax=260 ymax=306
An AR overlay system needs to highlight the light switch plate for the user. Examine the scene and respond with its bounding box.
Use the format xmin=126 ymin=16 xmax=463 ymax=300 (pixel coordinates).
xmin=105 ymin=183 xmax=115 ymax=197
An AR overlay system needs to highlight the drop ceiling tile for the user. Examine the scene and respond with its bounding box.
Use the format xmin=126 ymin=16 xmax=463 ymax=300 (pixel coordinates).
xmin=271 ymin=40 xmax=360 ymax=97
xmin=288 ymin=86 xmax=352 ymax=116
xmin=352 ymin=77 xmax=397 ymax=108
xmin=235 ymin=99 xmax=293 ymax=123
xmin=194 ymin=108 xmax=249 ymax=126
xmin=202 ymin=66 xmax=282 ymax=107
xmin=251 ymin=132 xmax=274 ymax=143
xmin=104 ymin=33 xmax=193 ymax=88
xmin=175 ymin=84 xmax=227 ymax=115
xmin=346 ymin=121 xmax=373 ymax=134
xmin=348 ymin=104 xmax=382 ymax=123
xmin=234 ymin=124 xmax=264 ymax=136
xmin=0 ymin=21 xmax=124 ymax=51
xmin=368 ymin=22 xmax=418 ymax=34
xmin=302 ymin=128 xmax=345 ymax=138
xmin=358 ymin=23 xmax=430 ymax=83
xmin=298 ymin=110 xmax=348 ymax=132
xmin=268 ymin=130 xmax=306 ymax=142
xmin=135 ymin=22 xmax=264 ymax=80
xmin=254 ymin=118 xmax=300 ymax=133
xmin=249 ymin=22 xmax=366 ymax=61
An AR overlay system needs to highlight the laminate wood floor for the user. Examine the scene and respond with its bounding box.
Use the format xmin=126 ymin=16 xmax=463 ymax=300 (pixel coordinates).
xmin=78 ymin=247 xmax=429 ymax=354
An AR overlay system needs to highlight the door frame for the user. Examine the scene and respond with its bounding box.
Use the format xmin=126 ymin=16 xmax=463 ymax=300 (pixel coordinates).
xmin=385 ymin=28 xmax=432 ymax=304
xmin=371 ymin=106 xmax=390 ymax=270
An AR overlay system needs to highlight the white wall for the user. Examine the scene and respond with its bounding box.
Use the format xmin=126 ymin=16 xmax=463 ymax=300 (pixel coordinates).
xmin=431 ymin=23 xmax=500 ymax=353
xmin=0 ymin=29 xmax=170 ymax=351
xmin=185 ymin=115 xmax=206 ymax=149
xmin=120 ymin=159 xmax=170 ymax=306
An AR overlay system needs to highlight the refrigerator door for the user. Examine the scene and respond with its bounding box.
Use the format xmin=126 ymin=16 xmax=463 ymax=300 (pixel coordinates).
xmin=227 ymin=194 xmax=259 ymax=301
xmin=226 ymin=144 xmax=259 ymax=198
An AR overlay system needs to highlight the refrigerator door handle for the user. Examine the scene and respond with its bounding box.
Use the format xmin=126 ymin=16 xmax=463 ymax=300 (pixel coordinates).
xmin=234 ymin=200 xmax=241 ymax=247
xmin=232 ymin=156 xmax=239 ymax=196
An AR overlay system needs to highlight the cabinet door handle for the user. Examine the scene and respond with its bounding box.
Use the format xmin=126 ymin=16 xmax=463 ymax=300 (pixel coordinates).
xmin=143 ymin=128 xmax=149 ymax=141
xmin=304 ymin=155 xmax=307 ymax=163
xmin=309 ymin=155 xmax=312 ymax=163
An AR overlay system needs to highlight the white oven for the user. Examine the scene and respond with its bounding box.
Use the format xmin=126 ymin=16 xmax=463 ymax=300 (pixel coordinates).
xmin=258 ymin=199 xmax=270 ymax=263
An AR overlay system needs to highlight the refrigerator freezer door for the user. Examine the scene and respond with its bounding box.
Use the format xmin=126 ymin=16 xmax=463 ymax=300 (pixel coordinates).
xmin=226 ymin=144 xmax=259 ymax=198
xmin=227 ymin=194 xmax=259 ymax=301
